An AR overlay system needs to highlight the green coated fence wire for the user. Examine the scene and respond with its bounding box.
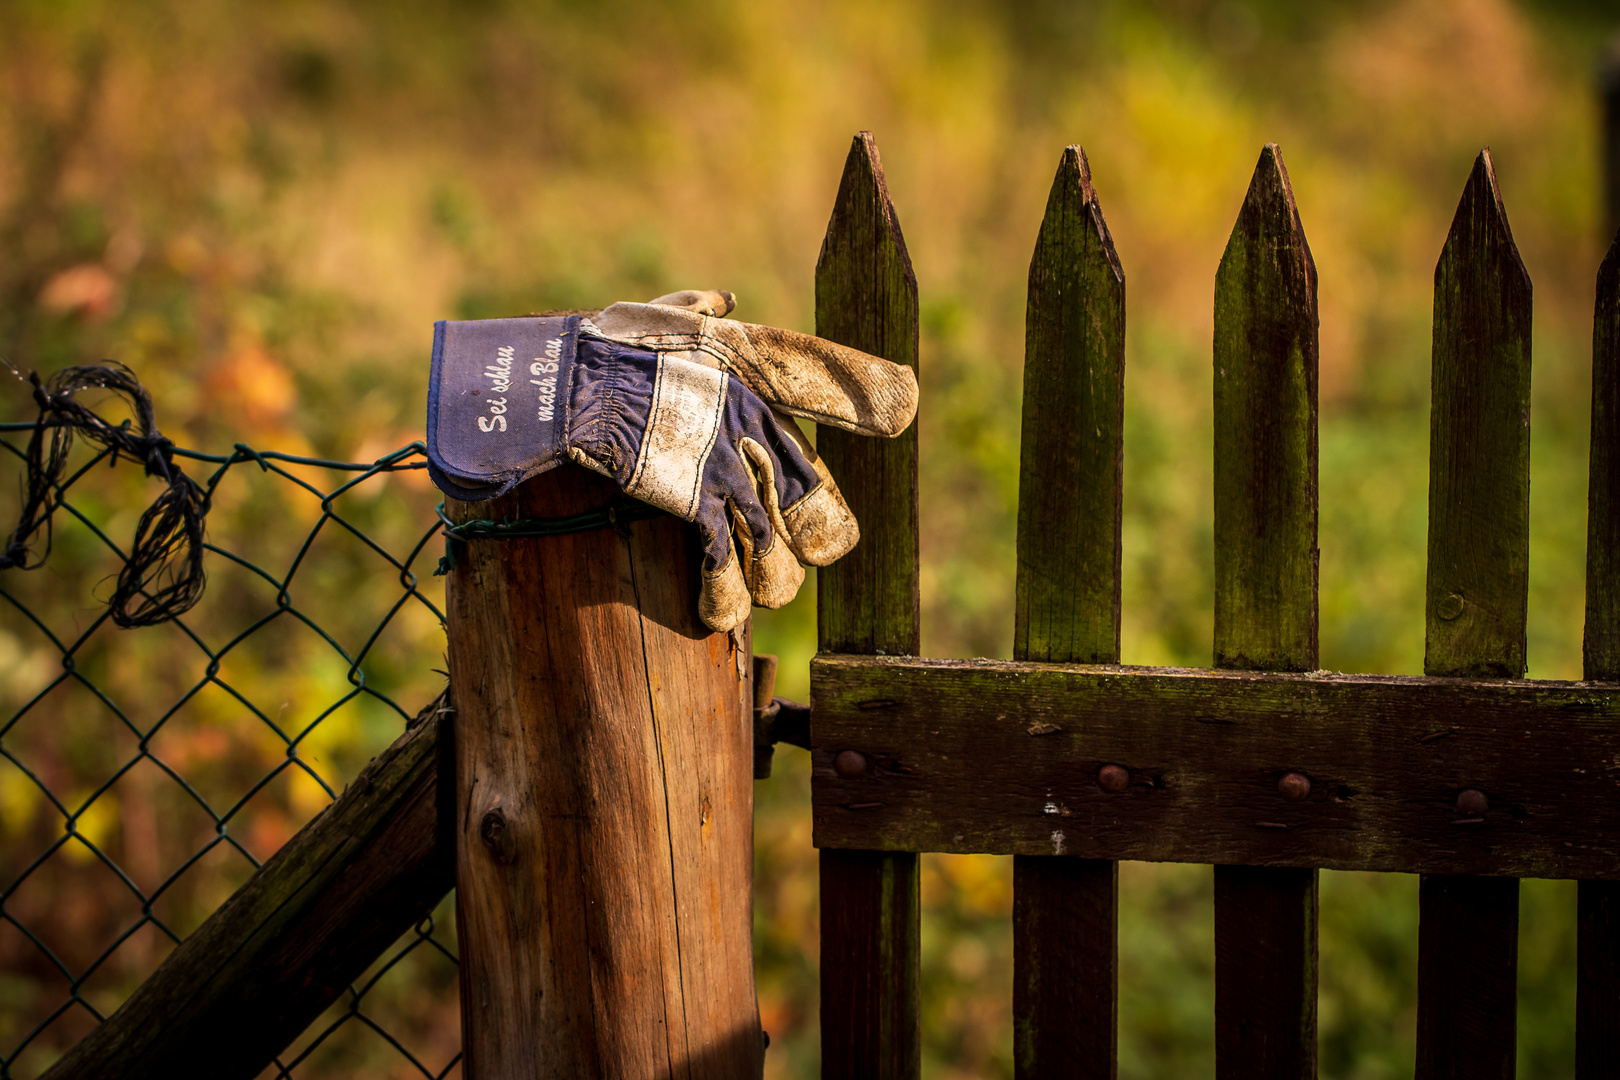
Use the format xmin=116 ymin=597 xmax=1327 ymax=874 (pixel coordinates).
xmin=433 ymin=497 xmax=667 ymax=575
xmin=0 ymin=416 xmax=462 ymax=1080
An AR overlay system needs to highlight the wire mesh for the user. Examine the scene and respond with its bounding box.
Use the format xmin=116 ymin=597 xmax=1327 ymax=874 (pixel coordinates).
xmin=0 ymin=421 xmax=460 ymax=1079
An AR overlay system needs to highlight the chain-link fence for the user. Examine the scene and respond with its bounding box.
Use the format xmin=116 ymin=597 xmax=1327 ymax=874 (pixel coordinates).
xmin=0 ymin=413 xmax=461 ymax=1079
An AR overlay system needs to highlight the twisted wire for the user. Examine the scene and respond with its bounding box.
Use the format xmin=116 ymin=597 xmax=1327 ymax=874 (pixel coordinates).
xmin=0 ymin=363 xmax=208 ymax=626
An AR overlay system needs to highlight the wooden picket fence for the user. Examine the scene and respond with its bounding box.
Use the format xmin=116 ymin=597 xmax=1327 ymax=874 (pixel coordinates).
xmin=807 ymin=131 xmax=1620 ymax=1078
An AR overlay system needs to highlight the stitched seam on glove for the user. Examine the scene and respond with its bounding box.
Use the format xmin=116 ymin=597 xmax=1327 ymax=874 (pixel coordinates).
xmin=584 ymin=353 xmax=623 ymax=474
xmin=778 ymin=478 xmax=827 ymax=519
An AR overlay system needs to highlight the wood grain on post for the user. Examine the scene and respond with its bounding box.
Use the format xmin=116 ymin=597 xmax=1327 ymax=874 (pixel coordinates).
xmin=1211 ymin=143 xmax=1320 ymax=1080
xmin=1416 ymin=148 xmax=1530 ymax=1080
xmin=41 ymin=696 xmax=453 ymax=1080
xmin=1579 ymin=232 xmax=1620 ymax=1079
xmin=1011 ymin=145 xmax=1124 ymax=1080
xmin=446 ymin=466 xmax=760 ymax=1079
xmin=813 ymin=131 xmax=922 ymax=1079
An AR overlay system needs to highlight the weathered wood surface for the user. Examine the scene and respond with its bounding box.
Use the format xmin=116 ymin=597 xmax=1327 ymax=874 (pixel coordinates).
xmin=1579 ymin=880 xmax=1620 ymax=1080
xmin=1587 ymin=235 xmax=1620 ymax=682
xmin=1211 ymin=143 xmax=1320 ymax=1080
xmin=818 ymin=849 xmax=921 ymax=1078
xmin=446 ymin=465 xmax=760 ymax=1080
xmin=1416 ymin=148 xmax=1530 ymax=1080
xmin=1012 ymin=855 xmax=1116 ymax=1078
xmin=815 ymin=130 xmax=919 ymax=660
xmin=1423 ymin=149 xmax=1531 ymax=681
xmin=813 ymin=130 xmax=922 ymax=1079
xmin=1580 ymin=232 xmax=1620 ymax=1080
xmin=1010 ymin=145 xmax=1122 ymax=1080
xmin=43 ymin=695 xmax=454 ymax=1080
xmin=1416 ymin=874 xmax=1519 ymax=1080
xmin=1015 ymin=145 xmax=1125 ymax=667
xmin=1214 ymin=866 xmax=1317 ymax=1080
xmin=1213 ymin=143 xmax=1318 ymax=675
xmin=808 ymin=655 xmax=1620 ymax=879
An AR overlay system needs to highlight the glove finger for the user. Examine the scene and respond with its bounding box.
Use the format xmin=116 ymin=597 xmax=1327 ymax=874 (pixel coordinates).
xmin=682 ymin=375 xmax=808 ymax=611
xmin=586 ymin=305 xmax=918 ymax=440
xmin=698 ymin=550 xmax=751 ymax=632
xmin=720 ymin=447 xmax=805 ymax=609
xmin=728 ymin=498 xmax=804 ymax=610
xmin=699 ymin=320 xmax=918 ymax=438
xmin=739 ymin=432 xmax=858 ymax=567
xmin=644 ymin=289 xmax=736 ymax=317
xmin=694 ymin=505 xmax=751 ymax=632
xmin=692 ymin=433 xmax=804 ymax=623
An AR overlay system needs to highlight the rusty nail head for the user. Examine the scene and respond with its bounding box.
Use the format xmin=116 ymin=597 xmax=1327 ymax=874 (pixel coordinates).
xmin=1278 ymin=772 xmax=1311 ymax=801
xmin=1098 ymin=764 xmax=1129 ymax=793
xmin=1456 ymin=788 xmax=1488 ymax=816
xmin=834 ymin=750 xmax=867 ymax=779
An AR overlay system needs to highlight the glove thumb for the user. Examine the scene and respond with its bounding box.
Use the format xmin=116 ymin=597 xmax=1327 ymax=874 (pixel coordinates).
xmin=645 ymin=289 xmax=736 ymax=317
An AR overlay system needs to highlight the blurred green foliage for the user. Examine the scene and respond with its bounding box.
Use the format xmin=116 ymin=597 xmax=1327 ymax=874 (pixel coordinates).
xmin=1 ymin=0 xmax=1616 ymax=1075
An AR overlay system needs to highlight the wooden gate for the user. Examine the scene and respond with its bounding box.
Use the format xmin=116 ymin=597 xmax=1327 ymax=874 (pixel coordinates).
xmin=807 ymin=131 xmax=1620 ymax=1079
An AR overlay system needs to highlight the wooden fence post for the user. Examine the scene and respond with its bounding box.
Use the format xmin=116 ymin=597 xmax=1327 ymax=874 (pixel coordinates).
xmin=444 ymin=465 xmax=761 ymax=1079
xmin=1414 ymin=148 xmax=1530 ymax=1080
xmin=1011 ymin=145 xmax=1124 ymax=1080
xmin=1210 ymin=143 xmax=1320 ymax=1080
xmin=814 ymin=130 xmax=922 ymax=1079
xmin=1578 ymin=217 xmax=1620 ymax=1079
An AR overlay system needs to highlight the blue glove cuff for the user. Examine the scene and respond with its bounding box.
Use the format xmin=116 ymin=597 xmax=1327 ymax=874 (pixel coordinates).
xmin=426 ymin=315 xmax=579 ymax=500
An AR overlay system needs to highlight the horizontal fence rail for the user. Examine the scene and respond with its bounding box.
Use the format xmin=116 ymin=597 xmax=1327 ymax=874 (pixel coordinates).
xmin=810 ymin=655 xmax=1620 ymax=878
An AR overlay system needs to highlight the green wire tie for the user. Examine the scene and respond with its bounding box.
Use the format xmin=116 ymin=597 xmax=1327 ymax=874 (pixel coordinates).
xmin=434 ymin=499 xmax=667 ymax=575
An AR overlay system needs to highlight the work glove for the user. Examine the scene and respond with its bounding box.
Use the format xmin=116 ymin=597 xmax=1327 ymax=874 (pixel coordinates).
xmin=426 ymin=296 xmax=918 ymax=632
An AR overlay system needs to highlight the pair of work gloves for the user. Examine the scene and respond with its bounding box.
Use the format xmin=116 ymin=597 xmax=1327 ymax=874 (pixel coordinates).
xmin=426 ymin=290 xmax=918 ymax=632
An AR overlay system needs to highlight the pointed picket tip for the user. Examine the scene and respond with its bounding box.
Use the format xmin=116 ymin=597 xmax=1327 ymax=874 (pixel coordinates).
xmin=1053 ymin=144 xmax=1098 ymax=212
xmin=817 ymin=131 xmax=917 ymax=290
xmin=1225 ymin=143 xmax=1312 ymax=261
xmin=1438 ymin=148 xmax=1530 ymax=289
xmin=1600 ymin=227 xmax=1620 ymax=302
xmin=1040 ymin=145 xmax=1123 ymax=284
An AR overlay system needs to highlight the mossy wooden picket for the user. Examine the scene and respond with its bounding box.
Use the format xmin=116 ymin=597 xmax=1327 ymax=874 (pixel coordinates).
xmin=809 ymin=133 xmax=1620 ymax=1079
xmin=814 ymin=132 xmax=924 ymax=1079
xmin=1010 ymin=145 xmax=1123 ymax=1080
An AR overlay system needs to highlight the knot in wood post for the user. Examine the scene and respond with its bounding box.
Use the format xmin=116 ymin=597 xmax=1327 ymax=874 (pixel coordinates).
xmin=478 ymin=808 xmax=517 ymax=865
xmin=444 ymin=465 xmax=762 ymax=1079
